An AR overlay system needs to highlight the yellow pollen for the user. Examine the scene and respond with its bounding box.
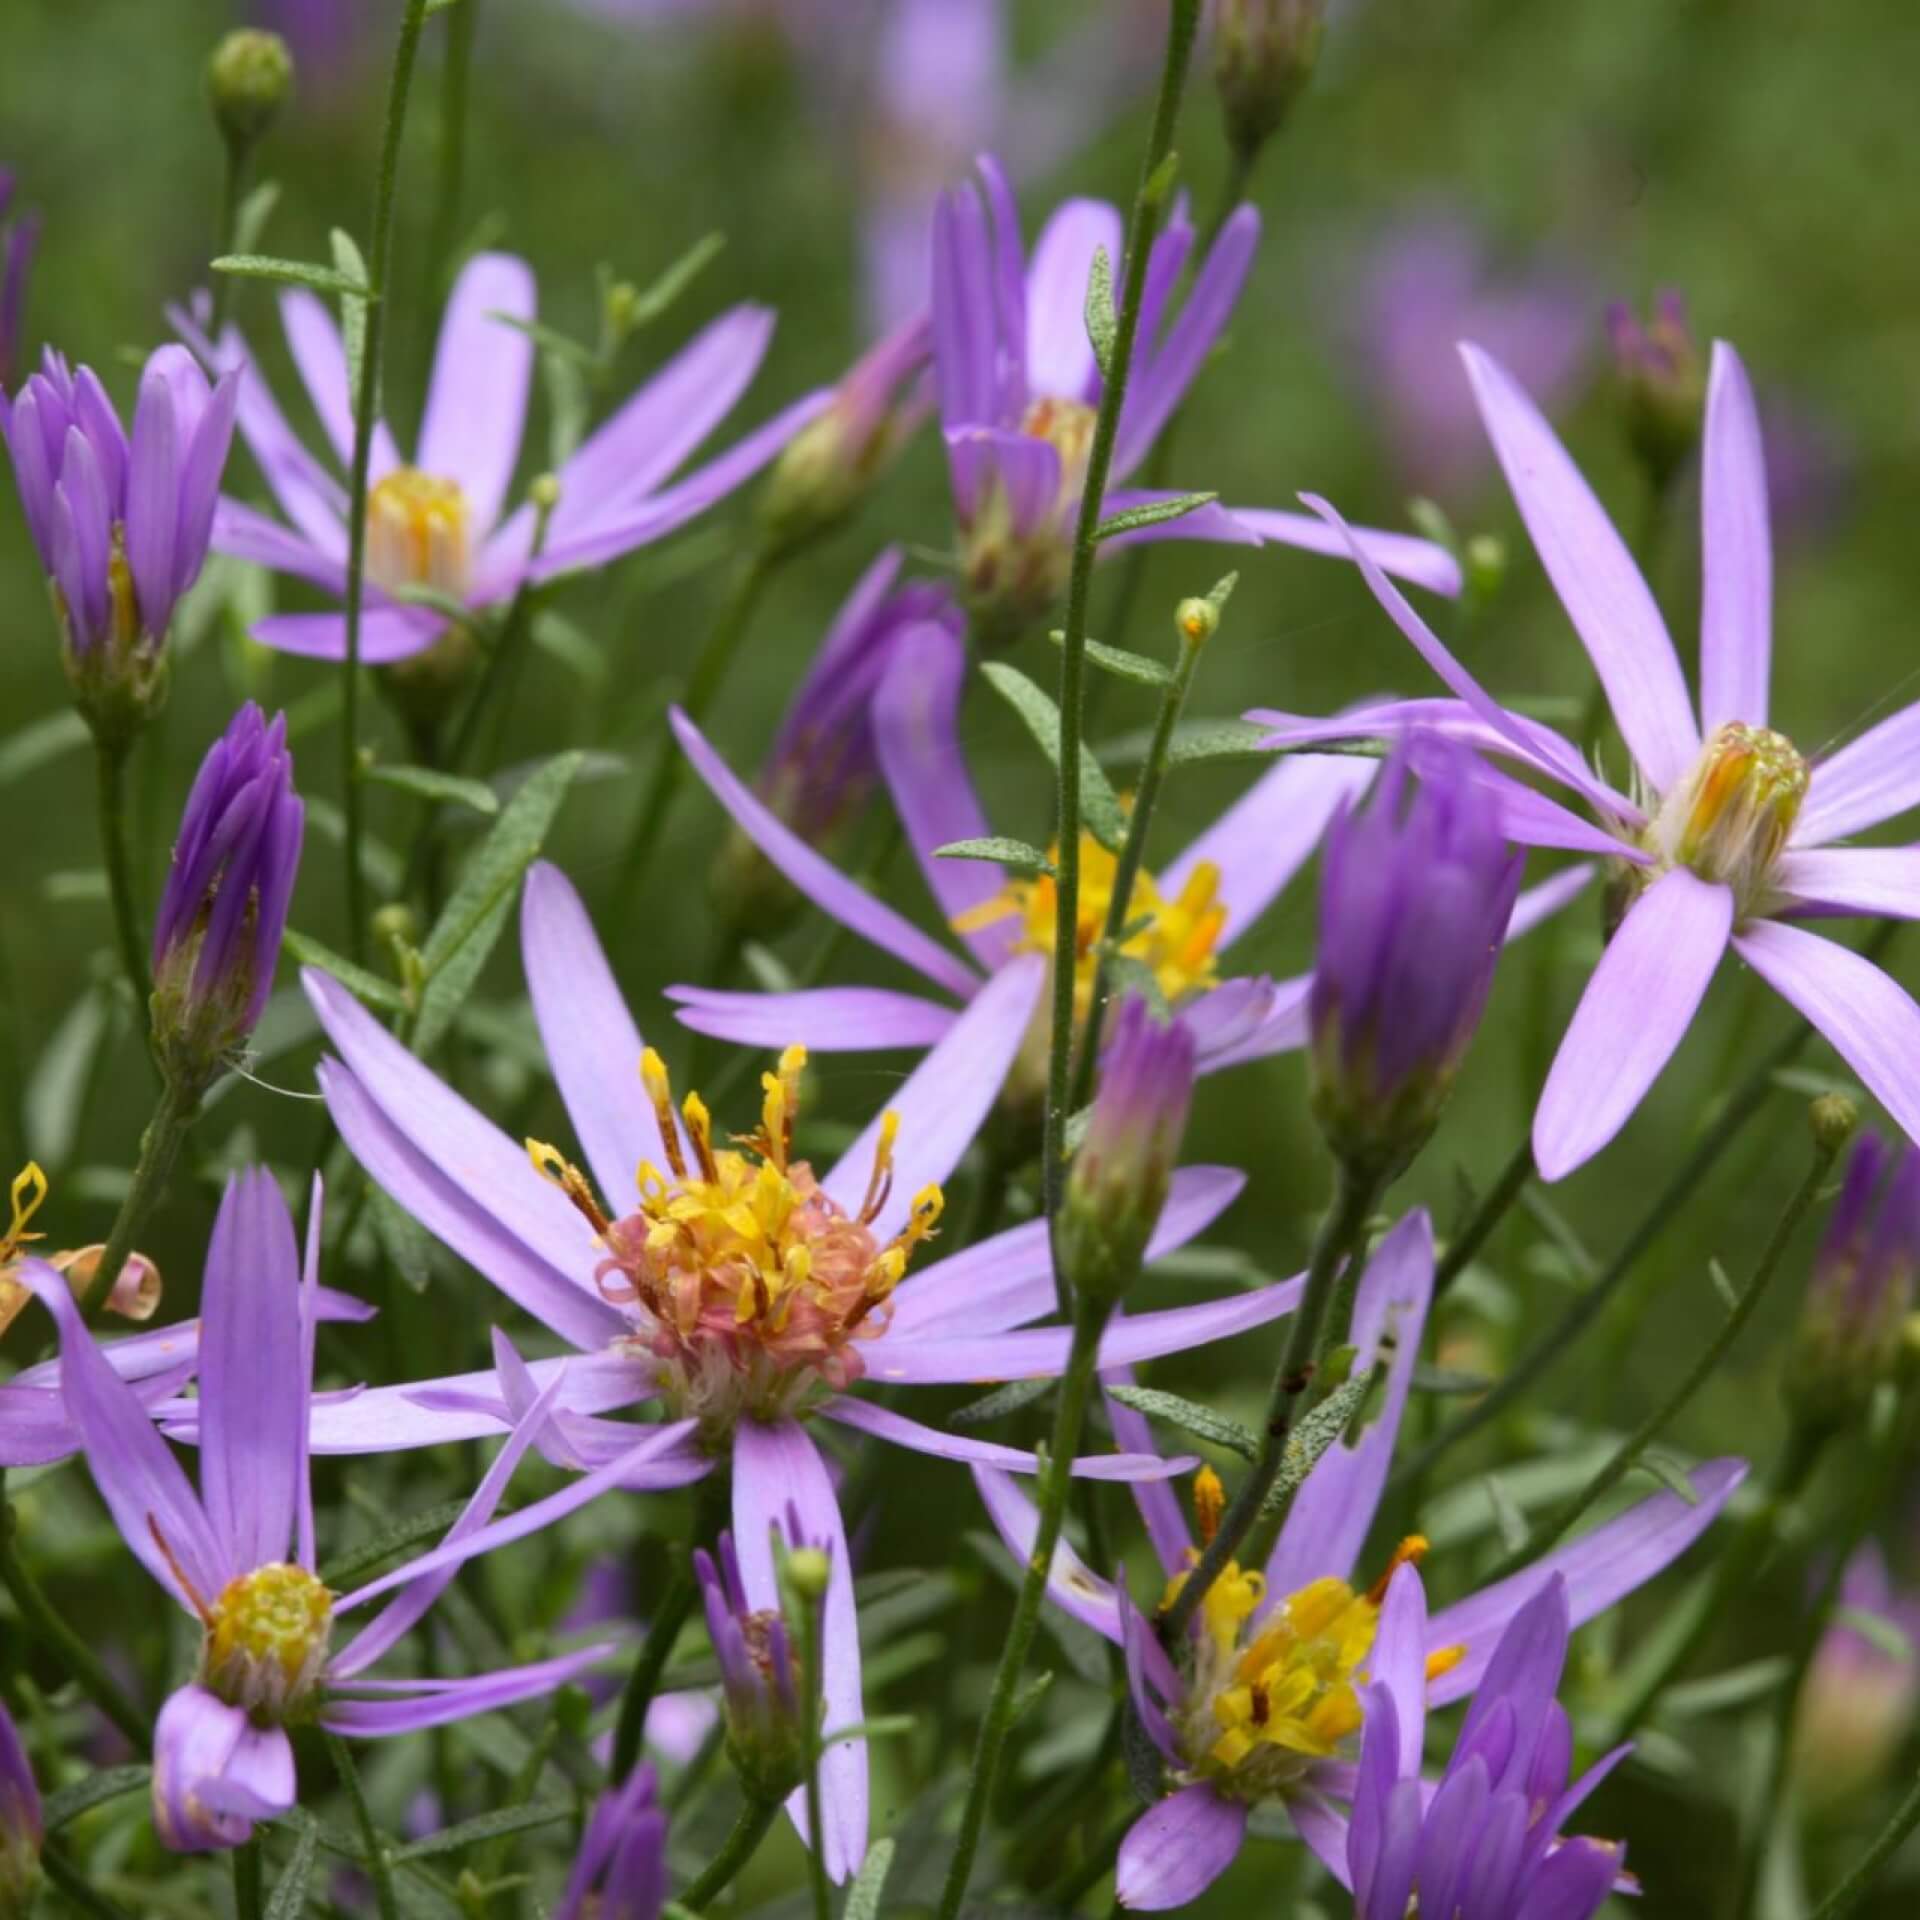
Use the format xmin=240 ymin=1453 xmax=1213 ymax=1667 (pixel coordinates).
xmin=1366 ymin=1534 xmax=1429 ymax=1608
xmin=953 ymin=836 xmax=1225 ymax=1024
xmin=203 ymin=1562 xmax=333 ymax=1713
xmin=1193 ymin=1465 xmax=1226 ymax=1547
xmin=1655 ymin=721 xmax=1808 ymax=907
xmin=1019 ymin=394 xmax=1099 ymax=499
xmin=366 ymin=466 xmax=472 ymax=598
xmin=1426 ymin=1644 xmax=1467 ymax=1682
xmin=526 ymin=1140 xmax=611 ymax=1235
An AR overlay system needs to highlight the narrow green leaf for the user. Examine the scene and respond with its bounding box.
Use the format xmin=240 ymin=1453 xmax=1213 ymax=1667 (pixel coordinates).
xmin=624 ymin=231 xmax=727 ymax=330
xmin=283 ymin=929 xmax=410 ymax=1014
xmin=319 ymin=1498 xmax=482 ymax=1586
xmin=424 ymin=0 xmax=465 ymax=15
xmin=0 ymin=709 xmax=88 ymax=785
xmin=1410 ymin=1364 xmax=1495 ymax=1397
xmin=1708 ymin=1257 xmax=1740 ymax=1314
xmin=43 ymin=1765 xmax=149 ymax=1831
xmin=530 ymin=609 xmax=607 ymax=685
xmin=933 ymin=836 xmax=1054 ymax=876
xmin=821 ymin=1714 xmax=917 ymax=1745
xmin=232 ymin=179 xmax=282 ymax=256
xmin=367 ymin=1181 xmax=441 ymax=1293
xmin=1007 ymin=1671 xmax=1053 ymax=1731
xmin=388 ymin=581 xmax=487 ymax=629
xmin=361 ymin=763 xmax=500 ymax=815
xmin=26 ymin=985 xmax=112 ymax=1169
xmin=213 ymin=252 xmax=372 ymax=297
xmin=1160 ymin=718 xmax=1290 ymax=767
xmin=1047 ymin=629 xmax=1174 ymax=687
xmin=331 ymin=229 xmax=371 ymax=401
xmin=1634 ymin=1449 xmax=1703 ymax=1506
xmin=1661 ymin=1656 xmax=1793 ymax=1720
xmin=845 ymin=1837 xmax=896 ymax=1920
xmin=1084 ymin=244 xmax=1117 ymax=379
xmin=390 ymin=1801 xmax=572 ymax=1862
xmin=1107 ymin=1385 xmax=1258 ymax=1460
xmin=43 ymin=869 xmax=107 ymax=904
xmin=489 ymin=311 xmax=597 ymax=369
xmin=1092 ymin=490 xmax=1217 ymax=544
xmin=413 ymin=752 xmax=583 ymax=1054
xmin=265 ymin=1819 xmax=321 ymax=1919
xmin=1481 ymin=1473 xmax=1532 ymax=1554
xmin=949 ymin=1377 xmax=1056 ymax=1427
xmin=979 ymin=661 xmax=1129 ymax=851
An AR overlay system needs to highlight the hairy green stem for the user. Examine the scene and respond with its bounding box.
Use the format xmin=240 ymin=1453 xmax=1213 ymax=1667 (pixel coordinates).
xmin=678 ymin=1796 xmax=782 ymax=1912
xmin=1808 ymin=1758 xmax=1920 ymax=1919
xmin=94 ymin=739 xmax=153 ymax=1021
xmin=340 ymin=0 xmax=432 ymax=961
xmin=328 ymin=1730 xmax=401 ymax=1920
xmin=1480 ymin=1128 xmax=1839 ymax=1588
xmin=208 ymin=137 xmax=249 ymax=337
xmin=76 ymin=1077 xmax=197 ymax=1323
xmin=934 ymin=1291 xmax=1114 ymax=1920
xmin=610 ymin=1551 xmax=700 ymax=1786
xmin=233 ymin=1834 xmax=265 ymax=1920
xmin=797 ymin=1566 xmax=833 ymax=1920
xmin=423 ymin=0 xmax=477 ymax=311
xmin=1433 ymin=1137 xmax=1534 ymax=1300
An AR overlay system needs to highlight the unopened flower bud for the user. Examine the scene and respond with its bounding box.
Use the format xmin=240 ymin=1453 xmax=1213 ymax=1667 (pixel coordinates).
xmin=1060 ymin=995 xmax=1196 ymax=1304
xmin=695 ymin=1531 xmax=806 ymax=1800
xmin=1811 ymin=1093 xmax=1861 ymax=1157
xmin=1176 ymin=596 xmax=1218 ymax=648
xmin=208 ymin=29 xmax=294 ymax=150
xmin=1607 ymin=290 xmax=1705 ymax=492
xmin=1309 ymin=734 xmax=1521 ymax=1182
xmin=0 ymin=1700 xmax=42 ymax=1912
xmin=554 ymin=1764 xmax=666 ymax=1920
xmin=1789 ymin=1131 xmax=1920 ymax=1433
xmin=1214 ymin=0 xmax=1325 ymax=161
xmin=784 ymin=1547 xmax=832 ymax=1604
xmin=151 ymin=703 xmax=303 ymax=1092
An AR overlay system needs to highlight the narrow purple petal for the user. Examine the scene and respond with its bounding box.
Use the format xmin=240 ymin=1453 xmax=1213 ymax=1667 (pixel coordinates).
xmin=1454 ymin=1576 xmax=1569 ymax=1793
xmin=815 ymin=1396 xmax=1194 ymax=1481
xmin=932 ymin=181 xmax=997 ymax=430
xmin=1370 ymin=1565 xmax=1430 ymax=1777
xmin=212 ymin=495 xmax=347 ymax=591
xmin=278 ymin=289 xmax=359 ymax=467
xmin=1699 ymin=342 xmax=1773 ymax=732
xmin=172 ymin=370 xmax=239 ymax=598
xmin=1105 ymin=1372 xmax=1195 ymax=1577
xmin=250 ymin=606 xmax=442 ymax=662
xmin=969 ymin=1465 xmax=1122 ymax=1644
xmin=1796 ymin=699 xmax=1920 ymax=847
xmin=1024 ymin=198 xmax=1123 ymax=402
xmin=1776 ymin=847 xmax=1920 ymax=920
xmin=125 ymin=356 xmax=181 ymax=633
xmin=1116 ymin=1583 xmax=1180 ymax=1757
xmin=668 ymin=983 xmax=960 ymax=1053
xmin=1114 ymin=1784 xmax=1247 ymax=1910
xmin=417 ymin=253 xmax=535 ymax=535
xmin=1533 ymin=868 xmax=1733 ymax=1182
xmin=1227 ymin=504 xmax=1465 ymax=597
xmin=320 ymin=1645 xmax=614 ymax=1736
xmin=955 ymin=427 xmax=1061 ymax=538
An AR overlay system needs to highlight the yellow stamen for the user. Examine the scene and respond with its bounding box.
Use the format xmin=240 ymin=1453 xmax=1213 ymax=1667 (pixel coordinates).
xmin=366 ymin=466 xmax=472 ymax=597
xmin=860 ymin=1110 xmax=901 ymax=1226
xmin=1366 ymin=1534 xmax=1430 ymax=1608
xmin=526 ymin=1140 xmax=611 ymax=1235
xmin=1193 ymin=1465 xmax=1226 ymax=1547
xmin=1426 ymin=1644 xmax=1467 ymax=1682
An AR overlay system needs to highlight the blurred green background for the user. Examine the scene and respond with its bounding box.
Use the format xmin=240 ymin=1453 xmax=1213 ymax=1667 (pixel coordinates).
xmin=4 ymin=0 xmax=1920 ymax=1912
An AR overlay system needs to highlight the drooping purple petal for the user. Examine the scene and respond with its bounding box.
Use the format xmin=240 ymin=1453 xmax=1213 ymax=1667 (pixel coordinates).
xmin=319 ymin=1644 xmax=614 ymax=1736
xmin=968 ymin=1465 xmax=1122 ymax=1644
xmin=417 ymin=252 xmax=535 ymax=535
xmin=1698 ymin=341 xmax=1773 ymax=733
xmin=1105 ymin=1375 xmax=1193 ymax=1576
xmin=1461 ymin=342 xmax=1699 ymax=791
xmin=667 ymin=983 xmax=960 ymax=1053
xmin=731 ymin=1418 xmax=866 ymax=1883
xmin=1225 ymin=505 xmax=1465 ymax=598
xmin=1533 ymin=868 xmax=1733 ymax=1182
xmin=213 ymin=496 xmax=347 ymax=591
xmin=815 ymin=1396 xmax=1194 ymax=1481
xmin=1114 ymin=1784 xmax=1248 ymax=1911
xmin=152 ymin=1685 xmax=286 ymax=1853
xmin=1116 ymin=1582 xmax=1180 ymax=1757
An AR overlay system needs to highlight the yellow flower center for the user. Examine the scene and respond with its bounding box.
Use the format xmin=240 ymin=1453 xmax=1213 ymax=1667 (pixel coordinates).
xmin=1649 ymin=721 xmax=1807 ymax=911
xmin=366 ymin=467 xmax=472 ymax=599
xmin=530 ymin=1045 xmax=943 ymax=1435
xmin=1019 ymin=394 xmax=1099 ymax=509
xmin=202 ymin=1562 xmax=333 ymax=1717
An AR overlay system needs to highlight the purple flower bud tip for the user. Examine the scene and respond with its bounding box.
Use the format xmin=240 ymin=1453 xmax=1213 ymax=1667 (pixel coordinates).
xmin=0 ymin=1700 xmax=41 ymax=1903
xmin=555 ymin=1764 xmax=667 ymax=1920
xmin=695 ymin=1528 xmax=806 ymax=1799
xmin=151 ymin=702 xmax=305 ymax=1089
xmin=1309 ymin=733 xmax=1521 ymax=1178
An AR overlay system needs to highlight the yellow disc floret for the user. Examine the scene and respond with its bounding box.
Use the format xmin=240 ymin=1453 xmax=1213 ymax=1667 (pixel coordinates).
xmin=366 ymin=467 xmax=473 ymax=598
xmin=530 ymin=1046 xmax=943 ymax=1435
xmin=202 ymin=1562 xmax=333 ymax=1718
xmin=1648 ymin=721 xmax=1808 ymax=914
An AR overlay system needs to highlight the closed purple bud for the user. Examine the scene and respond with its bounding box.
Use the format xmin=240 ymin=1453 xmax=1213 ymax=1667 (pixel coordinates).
xmin=0 ymin=169 xmax=38 ymax=393
xmin=1607 ymin=288 xmax=1705 ymax=488
xmin=0 ymin=1700 xmax=41 ymax=1909
xmin=554 ymin=1765 xmax=668 ymax=1920
xmin=1789 ymin=1130 xmax=1920 ymax=1431
xmin=1309 ymin=735 xmax=1521 ymax=1179
xmin=151 ymin=704 xmax=304 ymax=1090
xmin=1214 ymin=0 xmax=1325 ymax=159
xmin=1 ymin=343 xmax=236 ymax=742
xmin=1061 ymin=995 xmax=1196 ymax=1303
xmin=693 ymin=1529 xmax=805 ymax=1800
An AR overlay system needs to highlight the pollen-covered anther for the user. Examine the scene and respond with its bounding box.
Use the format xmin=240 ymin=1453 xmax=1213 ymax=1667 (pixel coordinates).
xmin=201 ymin=1562 xmax=334 ymax=1718
xmin=366 ymin=466 xmax=472 ymax=598
xmin=1019 ymin=394 xmax=1099 ymax=503
xmin=1193 ymin=1464 xmax=1226 ymax=1547
xmin=1656 ymin=721 xmax=1808 ymax=905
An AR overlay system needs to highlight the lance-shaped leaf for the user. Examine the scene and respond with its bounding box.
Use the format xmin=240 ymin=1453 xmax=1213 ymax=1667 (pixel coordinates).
xmin=980 ymin=662 xmax=1129 ymax=851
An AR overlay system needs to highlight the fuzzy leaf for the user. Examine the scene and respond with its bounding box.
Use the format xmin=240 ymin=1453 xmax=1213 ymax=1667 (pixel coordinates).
xmin=979 ymin=661 xmax=1129 ymax=852
xmin=949 ymin=1377 xmax=1057 ymax=1427
xmin=360 ymin=763 xmax=501 ymax=815
xmin=1107 ymin=1386 xmax=1257 ymax=1461
xmin=845 ymin=1838 xmax=897 ymax=1920
xmin=331 ymin=229 xmax=371 ymax=403
xmin=283 ymin=929 xmax=410 ymax=1014
xmin=1092 ymin=491 xmax=1217 ymax=544
xmin=1084 ymin=244 xmax=1117 ymax=379
xmin=43 ymin=1765 xmax=149 ymax=1831
xmin=390 ymin=1801 xmax=572 ymax=1862
xmin=1047 ymin=629 xmax=1174 ymax=687
xmin=1410 ymin=1364 xmax=1495 ymax=1397
xmin=211 ymin=252 xmax=373 ymax=297
xmin=1264 ymin=1369 xmax=1380 ymax=1515
xmin=232 ymin=179 xmax=282 ymax=256
xmin=1634 ymin=1448 xmax=1703 ymax=1506
xmin=366 ymin=1181 xmax=441 ymax=1293
xmin=319 ymin=1498 xmax=482 ymax=1586
xmin=934 ymin=836 xmax=1054 ymax=876
xmin=265 ymin=1820 xmax=321 ymax=1919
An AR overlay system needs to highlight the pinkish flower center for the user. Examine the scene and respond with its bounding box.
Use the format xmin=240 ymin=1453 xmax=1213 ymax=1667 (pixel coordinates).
xmin=528 ymin=1045 xmax=943 ymax=1437
xmin=1019 ymin=394 xmax=1099 ymax=508
xmin=1648 ymin=721 xmax=1807 ymax=910
xmin=200 ymin=1562 xmax=333 ymax=1718
xmin=366 ymin=467 xmax=472 ymax=598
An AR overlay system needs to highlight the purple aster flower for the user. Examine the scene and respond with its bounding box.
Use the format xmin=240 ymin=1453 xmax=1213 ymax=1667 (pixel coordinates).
xmin=668 ymin=649 xmax=1585 ymax=1103
xmin=0 ymin=1698 xmax=42 ymax=1907
xmin=1 ymin=345 xmax=238 ymax=722
xmin=1790 ymin=1130 xmax=1920 ymax=1430
xmin=933 ymin=156 xmax=1461 ymax=643
xmin=976 ymin=1212 xmax=1742 ymax=1909
xmin=1342 ymin=1572 xmax=1629 ymax=1920
xmin=291 ymin=858 xmax=1335 ymax=1880
xmin=1333 ymin=206 xmax=1591 ymax=503
xmin=0 ymin=169 xmax=39 ymax=392
xmin=1255 ymin=340 xmax=1920 ymax=1179
xmin=555 ymin=1764 xmax=668 ymax=1920
xmin=184 ymin=251 xmax=828 ymax=663
xmin=697 ymin=1528 xmax=805 ymax=1799
xmin=1792 ymin=1542 xmax=1920 ymax=1814
xmin=151 ymin=703 xmax=304 ymax=1088
xmin=21 ymin=1168 xmax=640 ymax=1855
xmin=1310 ymin=733 xmax=1523 ymax=1176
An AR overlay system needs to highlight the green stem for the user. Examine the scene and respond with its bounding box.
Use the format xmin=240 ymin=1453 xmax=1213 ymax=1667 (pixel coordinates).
xmin=75 ymin=1078 xmax=197 ymax=1323
xmin=677 ymin=1796 xmax=781 ymax=1912
xmin=340 ymin=0 xmax=433 ymax=962
xmin=327 ymin=1730 xmax=401 ymax=1920
xmin=233 ymin=1834 xmax=264 ymax=1920
xmin=208 ymin=137 xmax=249 ymax=336
xmin=614 ymin=546 xmax=775 ymax=922
xmin=1808 ymin=1759 xmax=1920 ymax=1920
xmin=798 ymin=1568 xmax=832 ymax=1920
xmin=1479 ymin=1127 xmax=1839 ymax=1589
xmin=933 ymin=1291 xmax=1115 ymax=1920
xmin=1039 ymin=0 xmax=1203 ymax=1246
xmin=424 ymin=0 xmax=477 ymax=308
xmin=1164 ymin=1161 xmax=1380 ymax=1637
xmin=94 ymin=738 xmax=152 ymax=1019
xmin=1433 ymin=1137 xmax=1533 ymax=1300
xmin=0 ymin=1480 xmax=151 ymax=1751
xmin=611 ymin=1489 xmax=722 ymax=1783
xmin=1039 ymin=1802 xmax=1138 ymax=1913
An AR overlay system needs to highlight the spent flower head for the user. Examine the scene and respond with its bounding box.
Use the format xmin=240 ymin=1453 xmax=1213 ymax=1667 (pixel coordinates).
xmin=696 ymin=1527 xmax=806 ymax=1800
xmin=151 ymin=703 xmax=303 ymax=1092
xmin=0 ymin=1700 xmax=41 ymax=1913
xmin=1213 ymin=0 xmax=1325 ymax=160
xmin=1607 ymin=288 xmax=1706 ymax=490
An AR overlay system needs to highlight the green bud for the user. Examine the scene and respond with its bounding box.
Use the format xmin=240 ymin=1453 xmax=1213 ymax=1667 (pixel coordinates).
xmin=784 ymin=1547 xmax=832 ymax=1604
xmin=1175 ymin=596 xmax=1218 ymax=648
xmin=208 ymin=29 xmax=293 ymax=150
xmin=1810 ymin=1093 xmax=1860 ymax=1157
xmin=1214 ymin=0 xmax=1325 ymax=161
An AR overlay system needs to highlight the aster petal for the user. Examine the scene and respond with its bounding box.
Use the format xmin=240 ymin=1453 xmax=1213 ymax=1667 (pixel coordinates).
xmin=1105 ymin=1372 xmax=1196 ymax=1577
xmin=1454 ymin=1576 xmax=1569 ymax=1795
xmin=969 ymin=1465 xmax=1121 ymax=1643
xmin=932 ymin=181 xmax=997 ymax=430
xmin=872 ymin=619 xmax=1015 ymax=968
xmin=1775 ymin=847 xmax=1920 ymax=919
xmin=815 ymin=1396 xmax=1195 ymax=1481
xmin=951 ymin=426 xmax=1061 ymax=539
xmin=667 ymin=984 xmax=959 ymax=1053
xmin=1461 ymin=342 xmax=1699 ymax=790
xmin=821 ymin=952 xmax=1046 ymax=1235
xmin=417 ymin=253 xmax=535 ymax=535
xmin=1462 ymin=757 xmax=1647 ymax=864
xmin=125 ymin=355 xmax=181 ymax=633
xmin=1114 ymin=1784 xmax=1248 ymax=1911
xmin=1522 ymin=1837 xmax=1628 ymax=1920
xmin=250 ymin=606 xmax=443 ymax=662
xmin=198 ymin=1170 xmax=304 ymax=1576
xmin=1267 ymin=1212 xmax=1433 ymax=1596
xmin=1024 ymin=198 xmax=1123 ymax=402
xmin=1290 ymin=1788 xmax=1359 ymax=1896
xmin=173 ymin=370 xmax=240 ymax=598
xmin=19 ymin=1261 xmax=226 ymax=1611
xmin=1533 ymin=868 xmax=1733 ymax=1182
xmin=1192 ymin=974 xmax=1313 ymax=1072
xmin=1426 ymin=1459 xmax=1746 ymax=1705
xmin=279 ymin=290 xmax=398 ymax=473
xmin=1795 ymin=700 xmax=1920 ymax=847
xmin=1733 ymin=920 xmax=1920 ymax=1148
xmin=153 ymin=1686 xmax=275 ymax=1853
xmin=732 ymin=1418 xmax=866 ymax=1882
xmin=670 ymin=707 xmax=981 ymax=1000
xmin=1699 ymin=342 xmax=1773 ymax=733
xmin=1370 ymin=1564 xmax=1430 ymax=1777
xmin=320 ymin=1645 xmax=613 ymax=1736
xmin=1227 ymin=505 xmax=1465 ymax=598
xmin=1510 ymin=863 xmax=1597 ymax=937
xmin=521 ymin=860 xmax=675 ymax=1208
xmin=1116 ymin=1583 xmax=1181 ymax=1757
xmin=212 ymin=496 xmax=347 ymax=592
